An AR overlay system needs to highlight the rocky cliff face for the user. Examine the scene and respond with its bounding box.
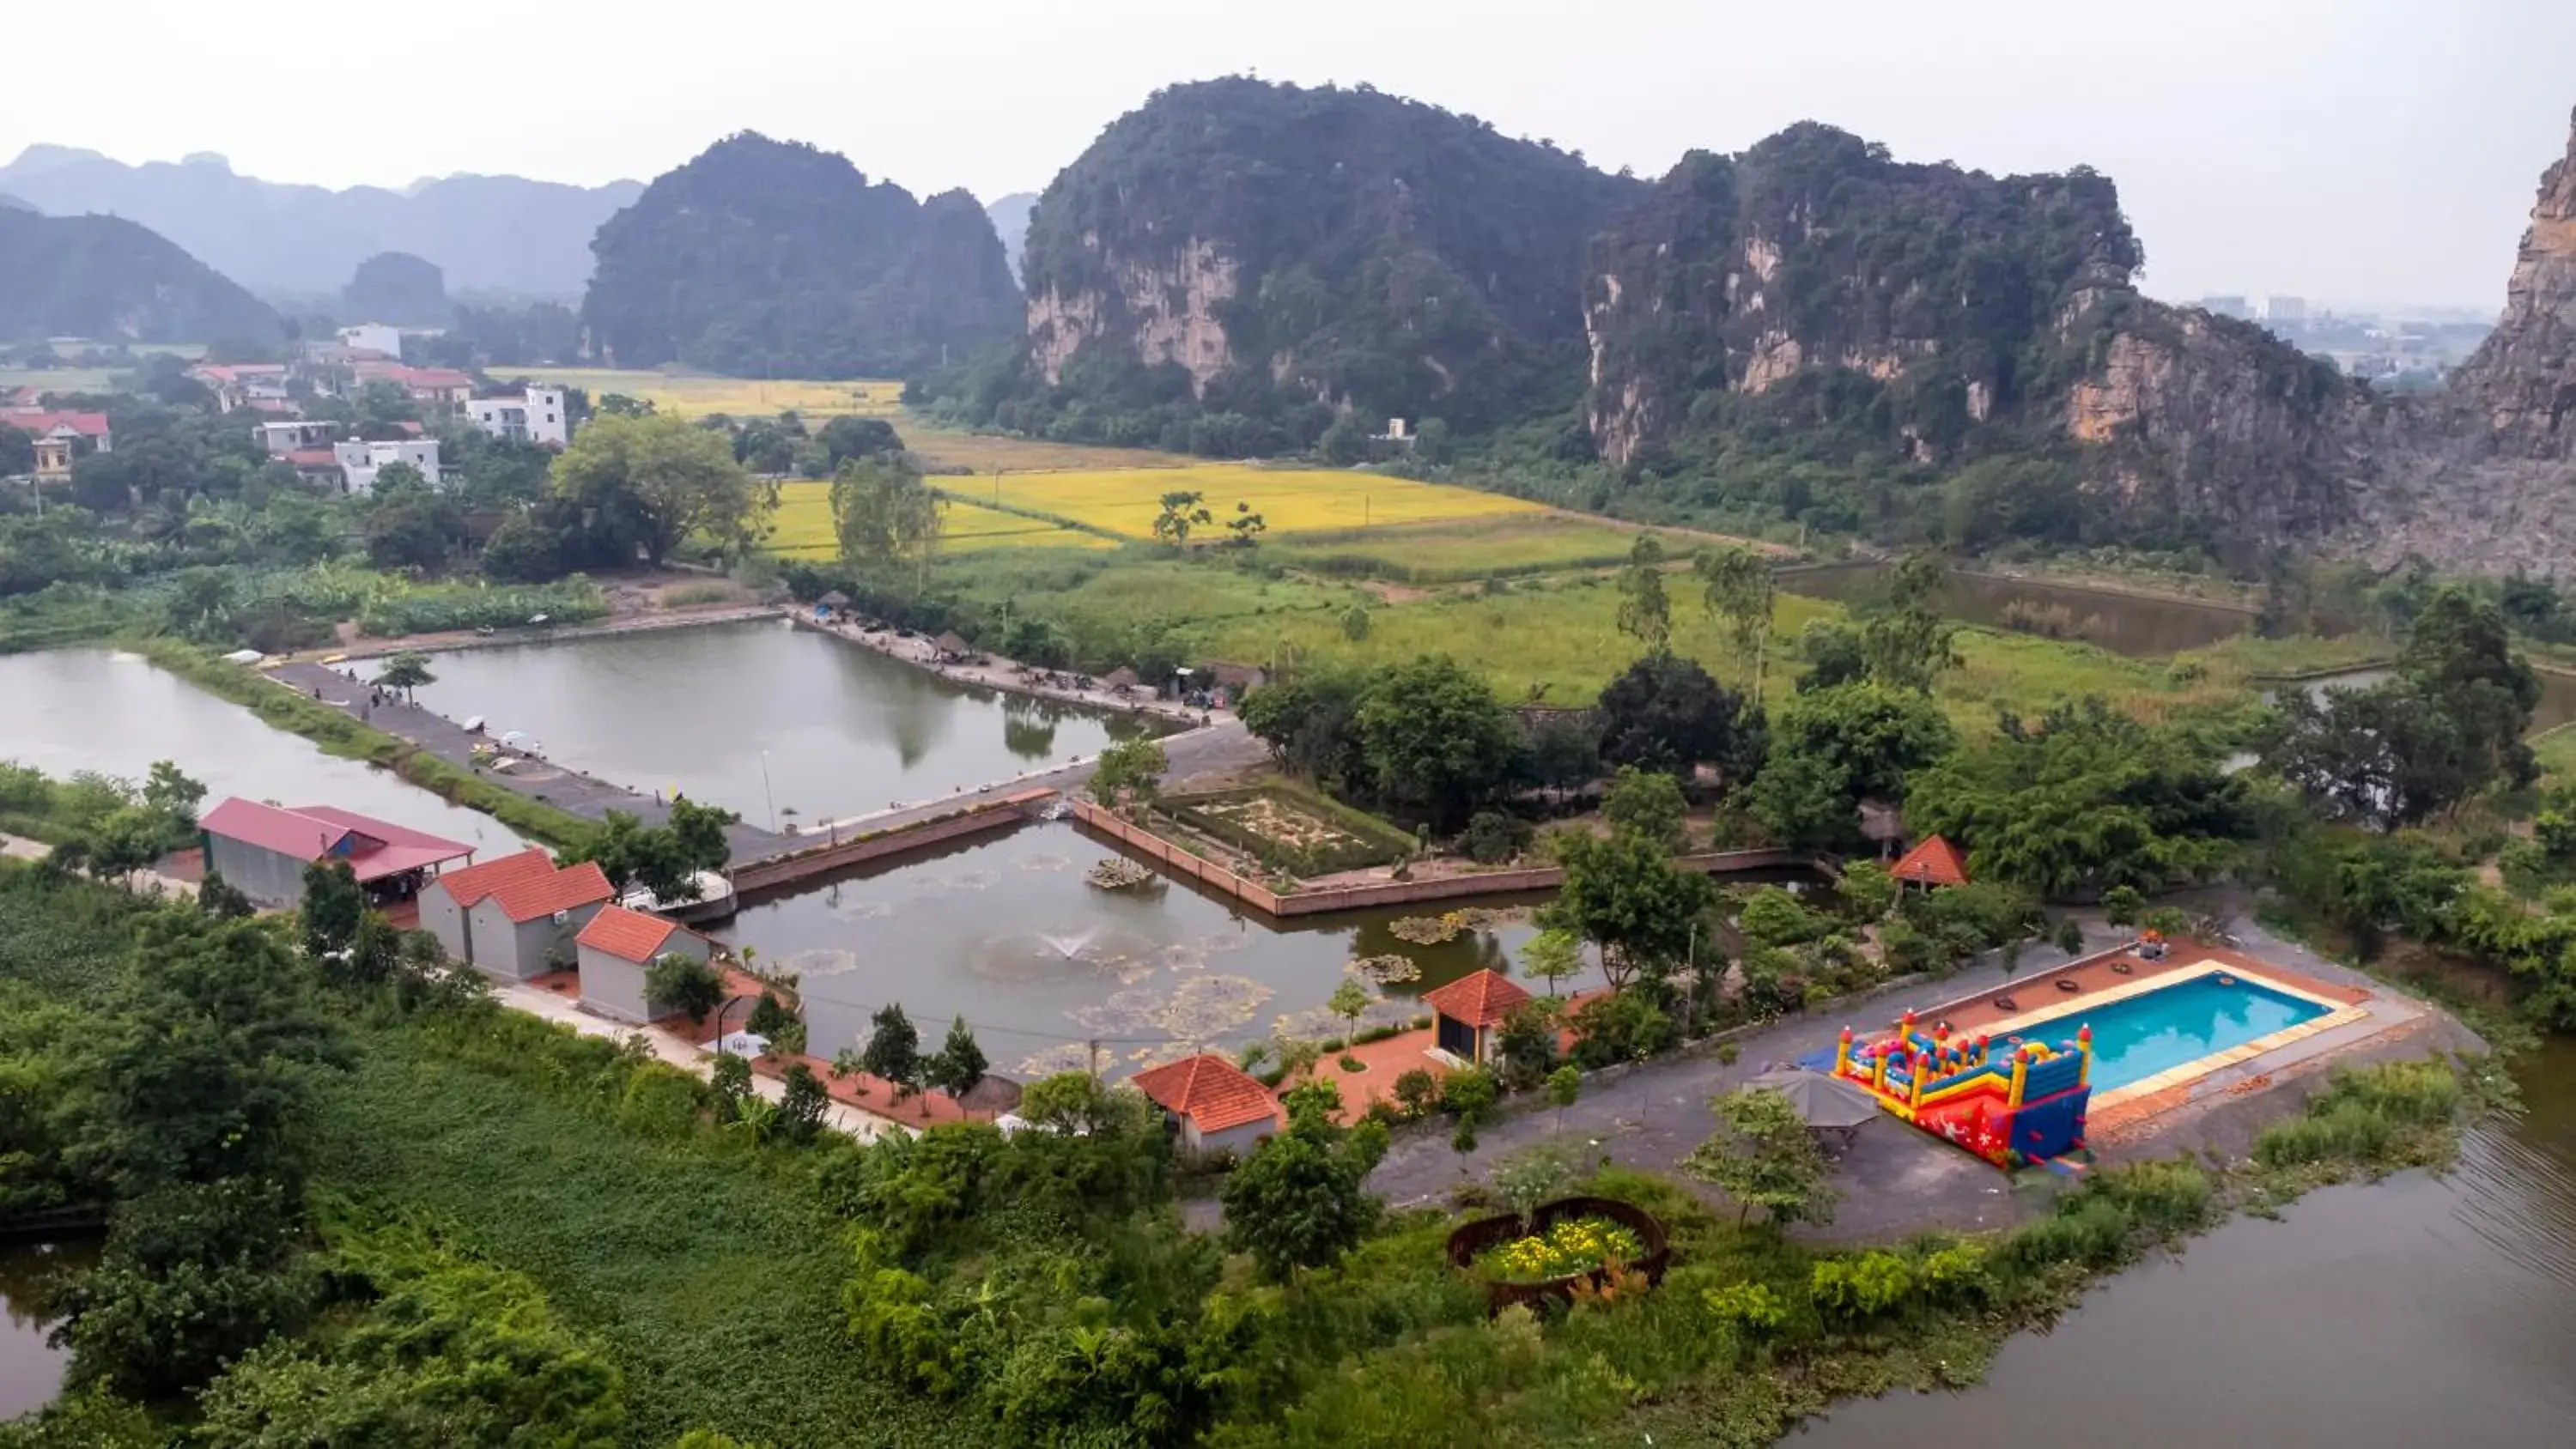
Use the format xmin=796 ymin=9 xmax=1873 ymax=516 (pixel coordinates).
xmin=581 ymin=133 xmax=1020 ymax=379
xmin=1011 ymin=78 xmax=1646 ymax=443
xmin=2446 ymin=108 xmax=2576 ymax=459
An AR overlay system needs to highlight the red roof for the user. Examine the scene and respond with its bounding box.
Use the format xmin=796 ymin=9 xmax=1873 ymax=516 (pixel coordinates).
xmin=1421 ymin=968 xmax=1533 ymax=1028
xmin=200 ymin=797 xmax=472 ymax=882
xmin=575 ymin=904 xmax=685 ymax=963
xmin=429 ymin=847 xmax=559 ymax=907
xmin=1130 ymin=1054 xmax=1279 ymax=1134
xmin=1892 ymin=834 xmax=1971 ymax=888
xmin=489 ymin=860 xmax=614 ymax=923
xmin=285 ymin=448 xmax=340 ymax=467
xmin=1 ymin=409 xmax=110 ymax=439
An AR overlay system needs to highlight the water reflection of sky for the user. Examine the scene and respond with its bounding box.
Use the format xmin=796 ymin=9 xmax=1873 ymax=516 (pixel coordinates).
xmin=714 ymin=822 xmax=1564 ymax=1076
xmin=410 ymin=620 xmax=1157 ymax=825
xmin=0 ymin=649 xmax=526 ymax=857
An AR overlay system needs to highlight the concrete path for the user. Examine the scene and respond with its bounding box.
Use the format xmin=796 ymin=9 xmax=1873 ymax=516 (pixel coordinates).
xmin=489 ymin=975 xmax=898 ymax=1142
xmin=2 ymin=832 xmax=199 ymax=899
xmin=266 ymin=658 xmax=793 ymax=862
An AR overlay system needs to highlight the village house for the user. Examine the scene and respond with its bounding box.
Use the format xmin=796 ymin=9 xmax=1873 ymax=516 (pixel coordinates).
xmin=187 ymin=362 xmax=293 ymax=413
xmin=198 ymin=797 xmax=474 ymax=910
xmin=1130 ymin=1053 xmax=1281 ymax=1156
xmin=258 ymin=419 xmax=339 ymax=458
xmin=419 ymin=847 xmax=614 ymax=981
xmin=331 ymin=438 xmax=442 ymax=494
xmin=352 ymin=361 xmax=475 ymax=412
xmin=337 ymin=323 xmax=404 ymax=360
xmin=0 ymin=409 xmax=112 ymax=481
xmin=574 ymin=904 xmax=712 ymax=1024
xmin=465 ymin=385 xmax=571 ymax=447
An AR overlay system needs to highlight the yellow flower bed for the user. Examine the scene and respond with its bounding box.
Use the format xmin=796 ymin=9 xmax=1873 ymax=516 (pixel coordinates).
xmin=1474 ymin=1216 xmax=1645 ymax=1284
xmin=976 ymin=464 xmax=1540 ymax=539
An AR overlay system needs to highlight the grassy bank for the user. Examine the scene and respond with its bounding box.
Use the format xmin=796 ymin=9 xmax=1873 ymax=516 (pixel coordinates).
xmin=129 ymin=639 xmax=598 ymax=851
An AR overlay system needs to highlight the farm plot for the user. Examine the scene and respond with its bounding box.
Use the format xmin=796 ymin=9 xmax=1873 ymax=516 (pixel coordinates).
xmin=496 ymin=368 xmax=903 ymax=420
xmin=1264 ymin=513 xmax=1674 ymax=583
xmin=767 ymin=482 xmax=1111 ymax=558
xmin=981 ymin=464 xmax=1540 ymax=540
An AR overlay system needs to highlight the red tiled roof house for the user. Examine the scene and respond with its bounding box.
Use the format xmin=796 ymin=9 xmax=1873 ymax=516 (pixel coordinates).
xmin=198 ymin=797 xmax=472 ymax=910
xmin=1423 ymin=968 xmax=1533 ymax=1067
xmin=1892 ymin=834 xmax=1971 ymax=890
xmin=1131 ymin=1053 xmax=1281 ymax=1156
xmin=419 ymin=846 xmax=613 ymax=980
xmin=574 ymin=904 xmax=710 ymax=1024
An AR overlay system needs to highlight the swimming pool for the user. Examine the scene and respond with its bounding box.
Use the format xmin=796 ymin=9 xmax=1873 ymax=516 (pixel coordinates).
xmin=2012 ymin=972 xmax=2333 ymax=1092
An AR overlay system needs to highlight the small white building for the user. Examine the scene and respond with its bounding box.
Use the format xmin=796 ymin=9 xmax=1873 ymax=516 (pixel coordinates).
xmin=332 ymin=438 xmax=442 ymax=494
xmin=258 ymin=420 xmax=339 ymax=458
xmin=338 ymin=323 xmax=404 ymax=360
xmin=574 ymin=904 xmax=714 ymax=1024
xmin=465 ymin=386 xmax=571 ymax=447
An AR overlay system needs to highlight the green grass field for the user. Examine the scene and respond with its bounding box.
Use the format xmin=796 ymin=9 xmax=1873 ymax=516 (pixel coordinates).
xmin=0 ymin=367 xmax=125 ymax=394
xmin=1262 ymin=513 xmax=1673 ymax=583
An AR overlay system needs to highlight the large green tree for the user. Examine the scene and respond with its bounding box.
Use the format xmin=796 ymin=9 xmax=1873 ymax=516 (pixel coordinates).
xmin=1540 ymin=826 xmax=1716 ymax=992
xmin=1352 ymin=656 xmax=1518 ymax=831
xmin=1684 ymin=1086 xmax=1839 ymax=1228
xmin=1595 ymin=652 xmax=1762 ymax=783
xmin=1749 ymin=682 xmax=1953 ymax=849
xmin=829 ymin=455 xmax=945 ymax=589
xmin=551 ymin=411 xmax=766 ymax=567
xmin=1218 ymin=1082 xmax=1387 ymax=1281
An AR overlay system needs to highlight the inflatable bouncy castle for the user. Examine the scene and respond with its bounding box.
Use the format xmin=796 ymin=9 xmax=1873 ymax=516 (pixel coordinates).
xmin=1832 ymin=1009 xmax=2092 ymax=1167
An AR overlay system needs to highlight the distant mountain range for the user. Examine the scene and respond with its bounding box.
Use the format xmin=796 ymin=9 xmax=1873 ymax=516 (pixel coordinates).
xmin=0 ymin=147 xmax=641 ymax=301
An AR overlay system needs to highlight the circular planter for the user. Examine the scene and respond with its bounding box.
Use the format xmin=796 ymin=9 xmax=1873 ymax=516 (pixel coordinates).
xmin=1445 ymin=1195 xmax=1671 ymax=1313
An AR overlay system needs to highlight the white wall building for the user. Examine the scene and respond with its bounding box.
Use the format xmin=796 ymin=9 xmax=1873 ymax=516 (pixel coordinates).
xmin=465 ymin=386 xmax=571 ymax=447
xmin=338 ymin=323 xmax=404 ymax=359
xmin=331 ymin=438 xmax=442 ymax=494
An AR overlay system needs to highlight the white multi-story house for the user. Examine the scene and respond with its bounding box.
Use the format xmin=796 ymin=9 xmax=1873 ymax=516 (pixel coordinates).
xmin=331 ymin=438 xmax=442 ymax=494
xmin=337 ymin=323 xmax=404 ymax=359
xmin=465 ymin=386 xmax=571 ymax=447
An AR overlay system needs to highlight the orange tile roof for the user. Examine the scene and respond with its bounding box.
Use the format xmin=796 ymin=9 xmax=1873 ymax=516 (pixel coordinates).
xmin=574 ymin=904 xmax=684 ymax=963
xmin=490 ymin=860 xmax=614 ymax=923
xmin=1893 ymin=834 xmax=1971 ymax=888
xmin=1421 ymin=968 xmax=1532 ymax=1028
xmin=430 ymin=847 xmax=560 ymax=907
xmin=1129 ymin=1053 xmax=1279 ymax=1134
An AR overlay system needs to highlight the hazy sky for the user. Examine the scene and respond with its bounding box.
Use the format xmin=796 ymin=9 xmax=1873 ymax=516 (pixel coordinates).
xmin=10 ymin=0 xmax=2571 ymax=308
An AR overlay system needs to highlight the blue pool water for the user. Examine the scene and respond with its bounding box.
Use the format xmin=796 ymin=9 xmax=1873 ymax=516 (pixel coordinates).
xmin=2017 ymin=973 xmax=2331 ymax=1092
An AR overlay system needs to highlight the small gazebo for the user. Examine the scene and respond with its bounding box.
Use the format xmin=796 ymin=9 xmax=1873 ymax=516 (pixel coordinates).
xmin=1891 ymin=834 xmax=1970 ymax=891
xmin=933 ymin=631 xmax=976 ymax=662
xmin=1101 ymin=665 xmax=1142 ymax=694
xmin=1423 ymin=968 xmax=1533 ymax=1065
xmin=957 ymin=1074 xmax=1024 ymax=1120
xmin=1745 ymin=1067 xmax=1882 ymax=1151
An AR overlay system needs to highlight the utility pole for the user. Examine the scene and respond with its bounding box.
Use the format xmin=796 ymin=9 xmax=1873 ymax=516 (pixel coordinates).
xmin=1086 ymin=1039 xmax=1102 ymax=1084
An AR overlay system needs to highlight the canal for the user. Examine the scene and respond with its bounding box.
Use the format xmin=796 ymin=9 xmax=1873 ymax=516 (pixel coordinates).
xmin=1777 ymin=563 xmax=2260 ymax=657
xmin=0 ymin=1241 xmax=94 ymax=1420
xmin=1795 ymin=1040 xmax=2576 ymax=1446
xmin=0 ymin=648 xmax=526 ymax=856
xmin=717 ymin=820 xmax=1558 ymax=1074
xmin=405 ymin=620 xmax=1159 ymax=828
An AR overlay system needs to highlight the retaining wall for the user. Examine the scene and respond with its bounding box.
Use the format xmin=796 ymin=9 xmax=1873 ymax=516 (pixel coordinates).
xmin=733 ymin=789 xmax=1057 ymax=895
xmin=1068 ymin=798 xmax=1817 ymax=917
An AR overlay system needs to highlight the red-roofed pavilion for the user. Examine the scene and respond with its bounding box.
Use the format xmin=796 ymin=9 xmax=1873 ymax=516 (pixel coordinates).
xmin=1892 ymin=834 xmax=1970 ymax=889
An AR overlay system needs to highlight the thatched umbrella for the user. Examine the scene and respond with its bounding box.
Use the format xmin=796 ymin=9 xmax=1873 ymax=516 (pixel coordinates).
xmin=817 ymin=590 xmax=850 ymax=609
xmin=1102 ymin=665 xmax=1141 ymax=691
xmin=934 ymin=630 xmax=974 ymax=658
xmin=957 ymin=1074 xmax=1024 ymax=1119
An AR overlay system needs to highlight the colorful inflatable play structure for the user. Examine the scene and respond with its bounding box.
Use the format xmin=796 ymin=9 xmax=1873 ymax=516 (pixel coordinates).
xmin=1832 ymin=1009 xmax=2093 ymax=1167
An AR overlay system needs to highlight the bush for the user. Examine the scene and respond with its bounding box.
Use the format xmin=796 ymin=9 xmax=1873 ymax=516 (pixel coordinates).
xmin=1567 ymin=990 xmax=1676 ymax=1069
xmin=1738 ymin=887 xmax=1821 ymax=948
xmin=1391 ymin=1068 xmax=1443 ymax=1119
xmin=355 ymin=577 xmax=609 ymax=636
xmin=1459 ymin=809 xmax=1534 ymax=865
xmin=1808 ymin=1251 xmax=1911 ymax=1320
xmin=1702 ymin=1281 xmax=1791 ymax=1334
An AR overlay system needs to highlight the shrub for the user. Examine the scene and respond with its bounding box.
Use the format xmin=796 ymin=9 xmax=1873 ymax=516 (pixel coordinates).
xmin=1738 ymin=887 xmax=1821 ymax=948
xmin=1808 ymin=1251 xmax=1911 ymax=1321
xmin=2087 ymin=1160 xmax=2215 ymax=1234
xmin=1702 ymin=1281 xmax=1791 ymax=1334
xmin=1914 ymin=1242 xmax=1990 ymax=1303
xmin=1391 ymin=1068 xmax=1442 ymax=1119
xmin=1460 ymin=809 xmax=1534 ymax=865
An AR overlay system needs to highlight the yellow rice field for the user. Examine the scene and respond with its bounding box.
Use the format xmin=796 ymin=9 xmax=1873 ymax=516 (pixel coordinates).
xmin=767 ymin=482 xmax=1113 ymax=557
xmin=497 ymin=368 xmax=903 ymax=420
xmin=953 ymin=464 xmax=1540 ymax=538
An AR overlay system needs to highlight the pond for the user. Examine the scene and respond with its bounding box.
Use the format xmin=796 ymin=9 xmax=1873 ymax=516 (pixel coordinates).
xmin=2277 ymin=666 xmax=2576 ymax=736
xmin=1777 ymin=564 xmax=2257 ymax=657
xmin=0 ymin=1240 xmax=97 ymax=1420
xmin=713 ymin=820 xmax=1566 ymax=1076
xmin=408 ymin=620 xmax=1158 ymax=828
xmin=0 ymin=649 xmax=526 ymax=856
xmin=1794 ymin=1040 xmax=2576 ymax=1446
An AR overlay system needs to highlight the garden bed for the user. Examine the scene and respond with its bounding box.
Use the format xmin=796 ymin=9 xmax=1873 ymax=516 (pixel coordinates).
xmin=1159 ymin=783 xmax=1416 ymax=876
xmin=1445 ymin=1195 xmax=1671 ymax=1313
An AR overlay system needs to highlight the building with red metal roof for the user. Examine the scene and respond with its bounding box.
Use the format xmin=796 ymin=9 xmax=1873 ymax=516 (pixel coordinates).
xmin=197 ymin=797 xmax=473 ymax=909
xmin=1131 ymin=1052 xmax=1281 ymax=1155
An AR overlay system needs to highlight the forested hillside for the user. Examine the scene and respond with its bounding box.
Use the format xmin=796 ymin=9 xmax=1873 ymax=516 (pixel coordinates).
xmin=0 ymin=209 xmax=279 ymax=343
xmin=581 ymin=133 xmax=1022 ymax=379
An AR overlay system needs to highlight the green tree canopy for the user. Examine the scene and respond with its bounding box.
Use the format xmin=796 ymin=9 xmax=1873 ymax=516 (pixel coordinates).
xmin=1595 ymin=652 xmax=1763 ymax=784
xmin=1540 ymin=826 xmax=1716 ymax=992
xmin=551 ymin=411 xmax=766 ymax=567
xmin=1684 ymin=1086 xmax=1839 ymax=1228
xmin=1749 ymin=682 xmax=1953 ymax=849
xmin=1352 ymin=656 xmax=1519 ymax=831
xmin=1219 ymin=1082 xmax=1388 ymax=1281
